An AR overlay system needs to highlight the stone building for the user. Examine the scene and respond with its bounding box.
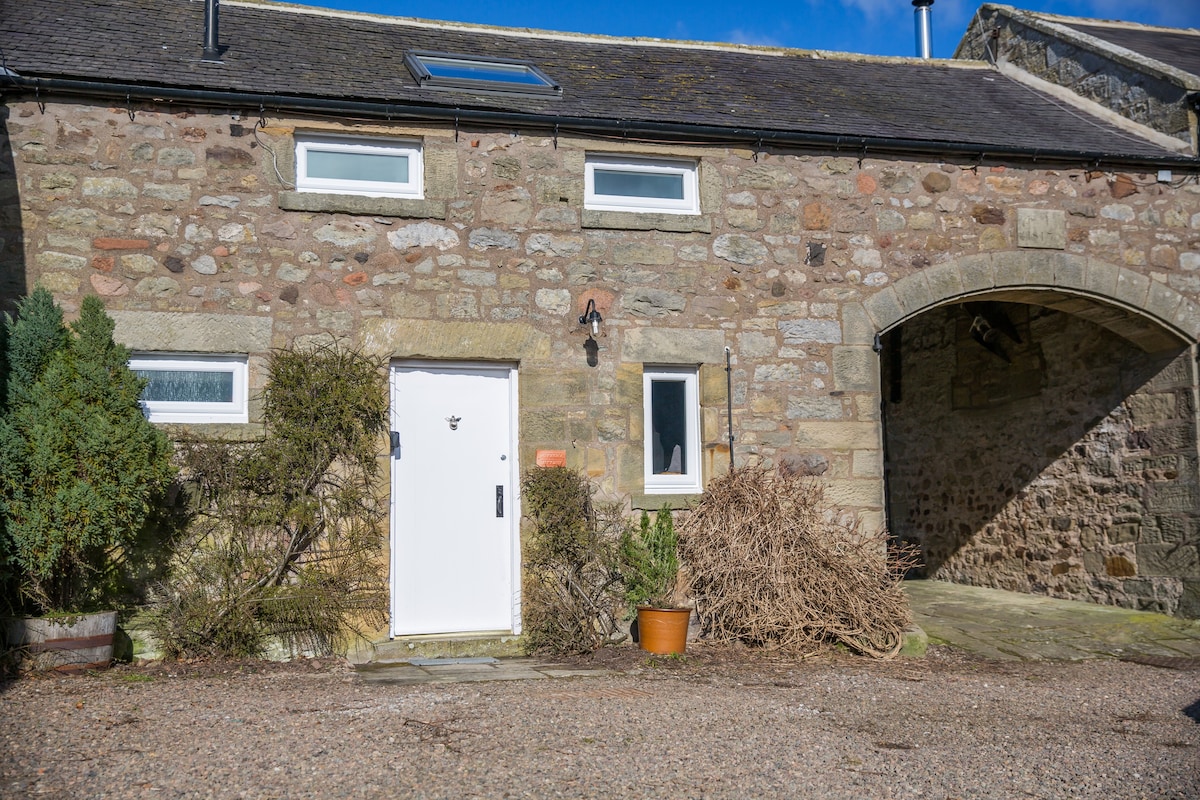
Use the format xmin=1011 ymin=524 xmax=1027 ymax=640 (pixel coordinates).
xmin=1 ymin=0 xmax=1198 ymax=647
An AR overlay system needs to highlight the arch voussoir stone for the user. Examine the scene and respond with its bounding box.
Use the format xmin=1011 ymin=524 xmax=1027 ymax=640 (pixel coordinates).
xmin=858 ymin=251 xmax=1196 ymax=351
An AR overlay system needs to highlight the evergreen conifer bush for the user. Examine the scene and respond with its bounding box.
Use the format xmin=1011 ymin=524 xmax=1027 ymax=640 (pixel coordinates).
xmin=620 ymin=505 xmax=679 ymax=609
xmin=150 ymin=340 xmax=389 ymax=658
xmin=0 ymin=289 xmax=174 ymax=614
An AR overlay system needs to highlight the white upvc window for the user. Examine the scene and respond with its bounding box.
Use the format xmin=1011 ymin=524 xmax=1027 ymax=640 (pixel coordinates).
xmin=585 ymin=154 xmax=699 ymax=215
xmin=643 ymin=366 xmax=702 ymax=494
xmin=130 ymin=354 xmax=249 ymax=424
xmin=294 ymin=134 xmax=423 ymax=198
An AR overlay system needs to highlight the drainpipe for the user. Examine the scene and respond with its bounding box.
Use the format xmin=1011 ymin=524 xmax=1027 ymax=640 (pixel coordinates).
xmin=202 ymin=0 xmax=222 ymax=62
xmin=913 ymin=0 xmax=934 ymax=59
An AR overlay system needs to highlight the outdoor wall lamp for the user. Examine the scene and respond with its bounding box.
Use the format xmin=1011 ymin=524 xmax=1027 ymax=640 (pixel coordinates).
xmin=578 ymin=298 xmax=603 ymax=337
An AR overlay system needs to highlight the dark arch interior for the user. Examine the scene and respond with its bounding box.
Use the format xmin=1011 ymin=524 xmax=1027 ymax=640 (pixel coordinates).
xmin=881 ymin=299 xmax=1199 ymax=617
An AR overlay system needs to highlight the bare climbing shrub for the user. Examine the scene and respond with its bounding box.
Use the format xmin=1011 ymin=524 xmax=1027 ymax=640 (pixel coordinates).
xmin=520 ymin=467 xmax=626 ymax=655
xmin=149 ymin=341 xmax=389 ymax=658
xmin=679 ymin=466 xmax=918 ymax=658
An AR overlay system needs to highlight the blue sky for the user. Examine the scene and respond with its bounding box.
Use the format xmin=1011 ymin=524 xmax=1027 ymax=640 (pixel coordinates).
xmin=301 ymin=0 xmax=1200 ymax=57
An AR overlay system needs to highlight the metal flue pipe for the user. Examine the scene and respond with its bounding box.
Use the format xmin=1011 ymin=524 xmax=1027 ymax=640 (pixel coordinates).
xmin=202 ymin=0 xmax=221 ymax=62
xmin=913 ymin=0 xmax=934 ymax=59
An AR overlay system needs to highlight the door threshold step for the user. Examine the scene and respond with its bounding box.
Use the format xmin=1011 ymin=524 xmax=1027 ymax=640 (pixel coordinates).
xmin=353 ymin=633 xmax=523 ymax=664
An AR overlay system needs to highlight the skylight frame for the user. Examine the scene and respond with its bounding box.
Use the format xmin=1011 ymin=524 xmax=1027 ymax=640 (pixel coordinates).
xmin=404 ymin=50 xmax=562 ymax=98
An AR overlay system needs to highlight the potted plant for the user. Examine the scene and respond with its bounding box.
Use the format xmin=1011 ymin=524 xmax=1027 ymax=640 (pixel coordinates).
xmin=621 ymin=504 xmax=689 ymax=654
xmin=0 ymin=289 xmax=174 ymax=671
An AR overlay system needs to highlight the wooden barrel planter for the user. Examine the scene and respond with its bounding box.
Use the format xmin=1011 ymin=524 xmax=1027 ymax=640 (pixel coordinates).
xmin=636 ymin=607 xmax=691 ymax=655
xmin=4 ymin=610 xmax=118 ymax=672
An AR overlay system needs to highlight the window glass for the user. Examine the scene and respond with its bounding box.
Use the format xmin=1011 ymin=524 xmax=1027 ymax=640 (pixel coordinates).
xmin=593 ymin=169 xmax=685 ymax=201
xmin=420 ymin=57 xmax=549 ymax=86
xmin=138 ymin=369 xmax=234 ymax=404
xmin=650 ymin=380 xmax=688 ymax=475
xmin=306 ymin=150 xmax=410 ymax=184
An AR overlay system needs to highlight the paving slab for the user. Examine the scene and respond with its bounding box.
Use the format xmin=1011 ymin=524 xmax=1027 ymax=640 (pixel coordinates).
xmin=355 ymin=657 xmax=614 ymax=685
xmin=904 ymin=579 xmax=1200 ymax=663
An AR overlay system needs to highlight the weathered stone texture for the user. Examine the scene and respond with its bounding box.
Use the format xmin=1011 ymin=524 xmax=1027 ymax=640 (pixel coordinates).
xmin=5 ymin=101 xmax=1200 ymax=616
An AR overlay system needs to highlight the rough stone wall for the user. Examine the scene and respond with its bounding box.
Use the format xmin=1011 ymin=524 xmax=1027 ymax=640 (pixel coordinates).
xmin=3 ymin=99 xmax=1200 ymax=605
xmin=884 ymin=303 xmax=1200 ymax=616
xmin=958 ymin=10 xmax=1196 ymax=150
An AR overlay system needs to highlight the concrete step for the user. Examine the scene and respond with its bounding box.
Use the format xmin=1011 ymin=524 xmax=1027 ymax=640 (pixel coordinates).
xmin=350 ymin=633 xmax=524 ymax=664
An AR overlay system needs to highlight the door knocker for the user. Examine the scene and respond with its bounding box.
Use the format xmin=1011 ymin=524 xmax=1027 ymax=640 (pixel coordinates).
xmin=446 ymin=415 xmax=461 ymax=430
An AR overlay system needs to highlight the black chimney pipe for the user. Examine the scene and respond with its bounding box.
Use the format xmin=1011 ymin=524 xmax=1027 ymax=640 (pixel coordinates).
xmin=202 ymin=0 xmax=221 ymax=62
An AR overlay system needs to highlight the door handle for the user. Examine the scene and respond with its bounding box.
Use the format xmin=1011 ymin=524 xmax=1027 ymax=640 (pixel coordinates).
xmin=496 ymin=485 xmax=504 ymax=518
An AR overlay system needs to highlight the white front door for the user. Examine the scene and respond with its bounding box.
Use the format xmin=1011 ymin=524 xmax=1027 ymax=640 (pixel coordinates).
xmin=390 ymin=362 xmax=519 ymax=636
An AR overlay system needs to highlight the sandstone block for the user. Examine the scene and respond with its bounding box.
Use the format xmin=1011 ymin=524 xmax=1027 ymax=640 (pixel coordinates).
xmin=621 ymin=328 xmax=725 ymax=364
xmin=388 ymin=222 xmax=460 ymax=251
xmin=1016 ymin=208 xmax=1066 ymax=250
xmin=1136 ymin=543 xmax=1199 ymax=577
xmin=833 ymin=345 xmax=879 ymax=392
xmin=779 ymin=318 xmax=841 ymax=345
xmin=713 ymin=234 xmax=768 ymax=266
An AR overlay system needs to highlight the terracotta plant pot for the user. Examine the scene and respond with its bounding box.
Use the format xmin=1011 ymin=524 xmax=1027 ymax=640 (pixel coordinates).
xmin=4 ymin=610 xmax=118 ymax=672
xmin=636 ymin=606 xmax=690 ymax=655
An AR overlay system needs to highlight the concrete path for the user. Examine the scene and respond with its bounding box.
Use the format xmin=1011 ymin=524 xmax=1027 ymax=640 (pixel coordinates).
xmin=904 ymin=578 xmax=1200 ymax=663
xmin=354 ymin=580 xmax=1200 ymax=684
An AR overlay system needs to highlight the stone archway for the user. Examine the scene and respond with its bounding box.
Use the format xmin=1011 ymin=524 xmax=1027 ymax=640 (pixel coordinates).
xmin=845 ymin=252 xmax=1200 ymax=618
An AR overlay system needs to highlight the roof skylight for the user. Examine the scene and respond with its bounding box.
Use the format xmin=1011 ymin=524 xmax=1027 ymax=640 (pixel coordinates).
xmin=404 ymin=51 xmax=561 ymax=97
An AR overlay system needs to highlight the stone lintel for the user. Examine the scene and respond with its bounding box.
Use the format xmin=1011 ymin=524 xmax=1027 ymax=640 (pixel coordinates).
xmin=111 ymin=311 xmax=272 ymax=353
xmin=361 ymin=319 xmax=551 ymax=362
xmin=621 ymin=327 xmax=726 ymax=364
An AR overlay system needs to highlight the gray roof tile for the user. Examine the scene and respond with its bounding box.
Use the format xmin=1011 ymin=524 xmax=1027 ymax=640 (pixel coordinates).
xmin=0 ymin=0 xmax=1186 ymax=161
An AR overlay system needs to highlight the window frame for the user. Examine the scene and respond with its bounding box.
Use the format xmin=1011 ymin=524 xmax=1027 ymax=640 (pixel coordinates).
xmin=585 ymin=154 xmax=700 ymax=215
xmin=404 ymin=50 xmax=562 ymax=98
xmin=129 ymin=353 xmax=249 ymax=424
xmin=294 ymin=134 xmax=423 ymax=199
xmin=642 ymin=366 xmax=702 ymax=495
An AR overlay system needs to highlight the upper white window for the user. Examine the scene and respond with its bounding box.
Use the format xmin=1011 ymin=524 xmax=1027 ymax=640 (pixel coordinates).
xmin=130 ymin=354 xmax=249 ymax=424
xmin=295 ymin=134 xmax=423 ymax=198
xmin=643 ymin=366 xmax=702 ymax=494
xmin=585 ymin=155 xmax=699 ymax=215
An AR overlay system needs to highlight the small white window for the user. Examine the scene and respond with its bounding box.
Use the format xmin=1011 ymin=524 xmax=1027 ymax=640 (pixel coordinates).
xmin=295 ymin=134 xmax=423 ymax=198
xmin=585 ymin=155 xmax=699 ymax=215
xmin=643 ymin=366 xmax=702 ymax=494
xmin=130 ymin=354 xmax=249 ymax=424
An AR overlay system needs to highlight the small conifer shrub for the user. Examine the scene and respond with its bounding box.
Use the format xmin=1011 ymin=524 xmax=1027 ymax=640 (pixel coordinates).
xmin=0 ymin=289 xmax=174 ymax=614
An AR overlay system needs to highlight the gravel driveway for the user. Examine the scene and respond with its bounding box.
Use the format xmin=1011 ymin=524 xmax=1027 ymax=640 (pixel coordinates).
xmin=2 ymin=646 xmax=1197 ymax=799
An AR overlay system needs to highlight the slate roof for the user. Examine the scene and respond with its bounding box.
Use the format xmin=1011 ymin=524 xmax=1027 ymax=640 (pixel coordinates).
xmin=0 ymin=0 xmax=1190 ymax=164
xmin=1062 ymin=22 xmax=1200 ymax=80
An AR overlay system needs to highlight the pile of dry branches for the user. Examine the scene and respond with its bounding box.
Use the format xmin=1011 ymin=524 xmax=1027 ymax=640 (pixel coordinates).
xmin=679 ymin=467 xmax=917 ymax=658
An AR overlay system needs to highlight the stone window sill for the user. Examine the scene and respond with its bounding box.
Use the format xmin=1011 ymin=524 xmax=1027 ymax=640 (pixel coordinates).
xmin=279 ymin=191 xmax=447 ymax=219
xmin=582 ymin=209 xmax=712 ymax=234
xmin=631 ymin=493 xmax=701 ymax=510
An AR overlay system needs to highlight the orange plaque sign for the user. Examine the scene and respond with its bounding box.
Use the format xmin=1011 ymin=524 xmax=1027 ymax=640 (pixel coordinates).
xmin=536 ymin=449 xmax=567 ymax=468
